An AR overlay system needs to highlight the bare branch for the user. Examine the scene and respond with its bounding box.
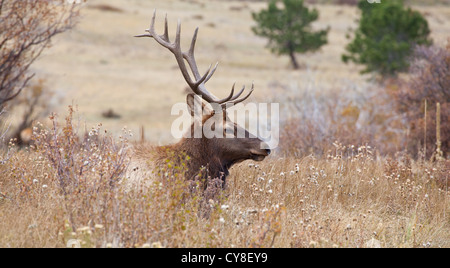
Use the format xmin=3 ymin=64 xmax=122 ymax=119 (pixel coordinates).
xmin=0 ymin=0 xmax=80 ymax=108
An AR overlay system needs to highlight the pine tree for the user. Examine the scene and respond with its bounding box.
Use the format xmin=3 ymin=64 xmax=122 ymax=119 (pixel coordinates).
xmin=252 ymin=0 xmax=329 ymax=69
xmin=342 ymin=0 xmax=432 ymax=77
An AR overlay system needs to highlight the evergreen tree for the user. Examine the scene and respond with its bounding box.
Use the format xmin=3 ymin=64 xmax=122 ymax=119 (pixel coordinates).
xmin=342 ymin=0 xmax=432 ymax=77
xmin=252 ymin=0 xmax=329 ymax=69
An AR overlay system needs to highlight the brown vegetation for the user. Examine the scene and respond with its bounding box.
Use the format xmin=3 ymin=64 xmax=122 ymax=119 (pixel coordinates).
xmin=0 ymin=0 xmax=81 ymax=148
xmin=0 ymin=0 xmax=80 ymax=108
xmin=279 ymin=41 xmax=450 ymax=160
xmin=0 ymin=112 xmax=448 ymax=247
xmin=387 ymin=43 xmax=450 ymax=159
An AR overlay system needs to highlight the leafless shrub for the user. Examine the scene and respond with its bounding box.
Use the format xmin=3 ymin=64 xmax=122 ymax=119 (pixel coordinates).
xmin=387 ymin=42 xmax=450 ymax=159
xmin=32 ymin=106 xmax=130 ymax=194
xmin=0 ymin=0 xmax=81 ymax=108
xmin=281 ymin=42 xmax=449 ymax=159
xmin=277 ymin=78 xmax=402 ymax=157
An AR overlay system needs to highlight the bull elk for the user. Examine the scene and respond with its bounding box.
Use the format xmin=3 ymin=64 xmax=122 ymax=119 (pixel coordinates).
xmin=127 ymin=11 xmax=270 ymax=187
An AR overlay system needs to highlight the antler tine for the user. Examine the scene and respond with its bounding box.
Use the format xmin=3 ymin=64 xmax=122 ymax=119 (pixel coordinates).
xmin=175 ymin=19 xmax=182 ymax=50
xmin=136 ymin=10 xmax=170 ymax=46
xmin=179 ymin=25 xmax=222 ymax=102
xmin=187 ymin=27 xmax=199 ymax=59
xmin=228 ymin=84 xmax=246 ymax=101
xmin=221 ymin=83 xmax=254 ymax=109
xmin=163 ymin=14 xmax=169 ymax=42
xmin=215 ymin=82 xmax=236 ymax=104
xmin=183 ymin=27 xmax=203 ymax=82
xmin=143 ymin=9 xmax=158 ymax=38
xmin=193 ymin=64 xmax=213 ymax=89
xmin=150 ymin=9 xmax=156 ymax=33
xmin=204 ymin=62 xmax=218 ymax=84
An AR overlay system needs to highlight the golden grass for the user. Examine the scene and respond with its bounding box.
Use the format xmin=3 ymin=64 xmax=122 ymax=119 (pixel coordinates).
xmin=0 ymin=117 xmax=448 ymax=247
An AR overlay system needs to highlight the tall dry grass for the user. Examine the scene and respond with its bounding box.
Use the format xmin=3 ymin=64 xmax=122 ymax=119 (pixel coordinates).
xmin=0 ymin=108 xmax=448 ymax=248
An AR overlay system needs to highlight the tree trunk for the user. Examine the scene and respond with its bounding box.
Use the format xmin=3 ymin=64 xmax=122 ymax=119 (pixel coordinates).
xmin=287 ymin=42 xmax=299 ymax=69
xmin=289 ymin=50 xmax=300 ymax=69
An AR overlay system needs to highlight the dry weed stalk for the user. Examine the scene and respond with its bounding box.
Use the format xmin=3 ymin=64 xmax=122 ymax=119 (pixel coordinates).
xmin=433 ymin=102 xmax=443 ymax=161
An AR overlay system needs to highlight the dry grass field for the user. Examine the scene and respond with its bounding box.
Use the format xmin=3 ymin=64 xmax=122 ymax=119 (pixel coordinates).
xmin=0 ymin=115 xmax=448 ymax=247
xmin=0 ymin=0 xmax=449 ymax=248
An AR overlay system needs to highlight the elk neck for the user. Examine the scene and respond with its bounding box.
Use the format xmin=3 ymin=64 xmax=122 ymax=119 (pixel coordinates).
xmin=155 ymin=136 xmax=230 ymax=182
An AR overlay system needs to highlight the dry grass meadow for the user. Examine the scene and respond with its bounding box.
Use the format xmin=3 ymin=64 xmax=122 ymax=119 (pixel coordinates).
xmin=0 ymin=0 xmax=449 ymax=248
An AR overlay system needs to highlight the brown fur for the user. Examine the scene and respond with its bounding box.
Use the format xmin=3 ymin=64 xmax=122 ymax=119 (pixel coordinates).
xmin=125 ymin=96 xmax=270 ymax=188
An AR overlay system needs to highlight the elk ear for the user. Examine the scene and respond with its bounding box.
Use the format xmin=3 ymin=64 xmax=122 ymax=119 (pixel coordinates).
xmin=186 ymin=93 xmax=196 ymax=117
xmin=186 ymin=93 xmax=207 ymax=117
xmin=187 ymin=93 xmax=217 ymax=118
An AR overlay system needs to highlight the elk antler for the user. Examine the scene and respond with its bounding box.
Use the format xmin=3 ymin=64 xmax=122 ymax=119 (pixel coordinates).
xmin=135 ymin=10 xmax=254 ymax=110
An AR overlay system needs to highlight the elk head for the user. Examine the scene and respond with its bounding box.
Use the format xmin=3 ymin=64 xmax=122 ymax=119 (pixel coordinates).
xmin=136 ymin=11 xmax=270 ymax=182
